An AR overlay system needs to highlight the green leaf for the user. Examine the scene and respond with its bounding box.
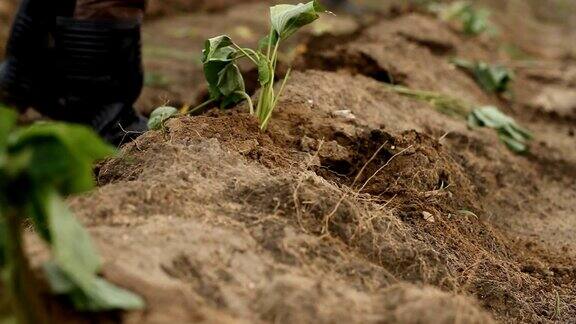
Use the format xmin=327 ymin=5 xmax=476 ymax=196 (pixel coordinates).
xmin=13 ymin=123 xmax=114 ymax=163
xmin=201 ymin=35 xmax=248 ymax=105
xmin=270 ymin=1 xmax=323 ymax=41
xmin=43 ymin=261 xmax=76 ymax=294
xmin=44 ymin=262 xmax=145 ymax=311
xmin=471 ymin=106 xmax=513 ymax=128
xmin=468 ymin=106 xmax=532 ymax=153
xmin=220 ymin=92 xmax=246 ymax=109
xmin=47 ymin=190 xmax=101 ymax=283
xmin=147 ymin=106 xmax=179 ymax=130
xmin=42 ymin=191 xmax=144 ymax=311
xmin=454 ymin=59 xmax=513 ymax=93
xmin=463 ymin=8 xmax=490 ymax=35
xmin=217 ymin=64 xmax=245 ymax=96
xmin=474 ymin=63 xmax=513 ymax=93
xmin=202 ymin=36 xmax=238 ymax=98
xmin=499 ymin=133 xmax=527 ymax=153
xmin=202 ymin=35 xmax=234 ymax=63
xmin=257 ymin=54 xmax=272 ymax=86
xmin=71 ymin=277 xmax=145 ymax=311
xmin=0 ymin=106 xmax=17 ymax=153
xmin=10 ymin=123 xmax=115 ymax=195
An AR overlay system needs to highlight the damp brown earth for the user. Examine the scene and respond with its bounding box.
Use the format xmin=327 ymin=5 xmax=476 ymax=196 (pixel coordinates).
xmin=2 ymin=0 xmax=576 ymax=323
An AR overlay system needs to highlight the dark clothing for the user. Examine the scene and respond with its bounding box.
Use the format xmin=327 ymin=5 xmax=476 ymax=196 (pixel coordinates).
xmin=0 ymin=0 xmax=147 ymax=145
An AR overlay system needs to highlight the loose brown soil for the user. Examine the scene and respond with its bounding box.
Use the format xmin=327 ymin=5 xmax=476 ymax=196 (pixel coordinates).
xmin=2 ymin=0 xmax=576 ymax=323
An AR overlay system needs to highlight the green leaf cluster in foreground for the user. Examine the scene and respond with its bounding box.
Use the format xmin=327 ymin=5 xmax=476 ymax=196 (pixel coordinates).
xmin=186 ymin=1 xmax=324 ymax=131
xmin=0 ymin=106 xmax=144 ymax=324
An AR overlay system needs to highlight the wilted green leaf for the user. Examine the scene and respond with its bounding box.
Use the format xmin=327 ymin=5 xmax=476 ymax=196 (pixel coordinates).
xmin=270 ymin=1 xmax=323 ymax=41
xmin=0 ymin=120 xmax=143 ymax=319
xmin=454 ymin=59 xmax=513 ymax=93
xmin=475 ymin=63 xmax=512 ymax=93
xmin=218 ymin=64 xmax=245 ymax=96
xmin=43 ymin=261 xmax=76 ymax=294
xmin=42 ymin=191 xmax=145 ymax=311
xmin=202 ymin=35 xmax=234 ymax=62
xmin=9 ymin=123 xmax=115 ymax=195
xmin=201 ymin=35 xmax=249 ymax=107
xmin=44 ymin=262 xmax=144 ymax=311
xmin=468 ymin=106 xmax=533 ymax=153
xmin=47 ymin=191 xmax=101 ymax=283
xmin=220 ymin=92 xmax=247 ymax=109
xmin=71 ymin=278 xmax=145 ymax=311
xmin=148 ymin=106 xmax=179 ymax=130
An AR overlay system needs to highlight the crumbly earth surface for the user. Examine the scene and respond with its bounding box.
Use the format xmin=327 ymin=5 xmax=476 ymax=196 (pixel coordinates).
xmin=2 ymin=0 xmax=576 ymax=323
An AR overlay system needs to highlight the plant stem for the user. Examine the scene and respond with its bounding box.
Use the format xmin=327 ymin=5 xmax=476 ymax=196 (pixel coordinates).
xmin=2 ymin=209 xmax=49 ymax=324
xmin=259 ymin=41 xmax=281 ymax=126
xmin=266 ymin=28 xmax=274 ymax=60
xmin=232 ymin=43 xmax=259 ymax=65
xmin=261 ymin=68 xmax=292 ymax=131
xmin=188 ymin=99 xmax=216 ymax=115
xmin=271 ymin=41 xmax=280 ymax=71
xmin=272 ymin=68 xmax=292 ymax=109
xmin=235 ymin=91 xmax=255 ymax=115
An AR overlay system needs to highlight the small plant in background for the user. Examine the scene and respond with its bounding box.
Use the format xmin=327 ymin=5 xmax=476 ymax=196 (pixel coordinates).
xmin=431 ymin=1 xmax=495 ymax=36
xmin=468 ymin=106 xmax=533 ymax=153
xmin=149 ymin=1 xmax=324 ymax=131
xmin=147 ymin=106 xmax=180 ymax=130
xmin=0 ymin=107 xmax=144 ymax=324
xmin=384 ymin=85 xmax=471 ymax=118
xmin=385 ymin=86 xmax=533 ymax=153
xmin=452 ymin=58 xmax=514 ymax=94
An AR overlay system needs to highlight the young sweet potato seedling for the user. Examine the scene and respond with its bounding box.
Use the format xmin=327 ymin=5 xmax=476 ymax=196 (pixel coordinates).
xmin=385 ymin=86 xmax=532 ymax=153
xmin=453 ymin=58 xmax=514 ymax=94
xmin=149 ymin=1 xmax=325 ymax=131
xmin=0 ymin=107 xmax=143 ymax=323
xmin=431 ymin=1 xmax=495 ymax=36
xmin=202 ymin=0 xmax=324 ymax=130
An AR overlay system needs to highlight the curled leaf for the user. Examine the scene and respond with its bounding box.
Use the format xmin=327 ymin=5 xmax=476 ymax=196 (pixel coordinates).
xmin=468 ymin=106 xmax=533 ymax=153
xmin=217 ymin=64 xmax=246 ymax=96
xmin=454 ymin=59 xmax=513 ymax=93
xmin=202 ymin=35 xmax=233 ymax=62
xmin=270 ymin=1 xmax=323 ymax=41
xmin=148 ymin=106 xmax=179 ymax=130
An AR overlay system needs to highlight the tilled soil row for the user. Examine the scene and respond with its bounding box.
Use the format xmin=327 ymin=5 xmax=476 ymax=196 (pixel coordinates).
xmin=15 ymin=2 xmax=576 ymax=323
